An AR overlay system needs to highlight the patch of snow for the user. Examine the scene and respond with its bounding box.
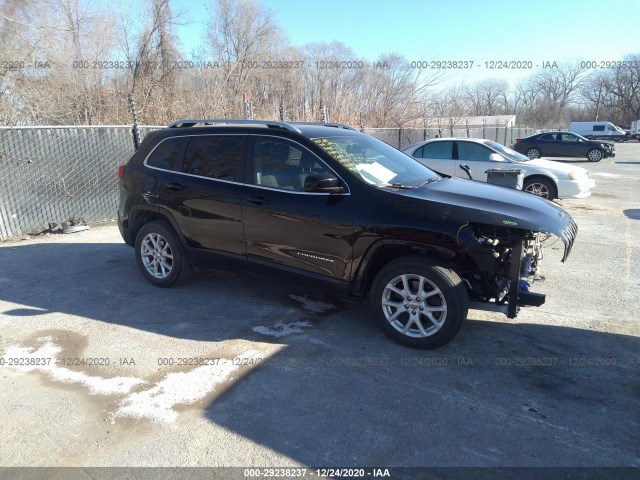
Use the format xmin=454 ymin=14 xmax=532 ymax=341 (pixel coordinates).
xmin=172 ymin=322 xmax=192 ymax=331
xmin=252 ymin=321 xmax=313 ymax=338
xmin=288 ymin=294 xmax=334 ymax=313
xmin=3 ymin=341 xmax=144 ymax=395
xmin=116 ymin=349 xmax=259 ymax=423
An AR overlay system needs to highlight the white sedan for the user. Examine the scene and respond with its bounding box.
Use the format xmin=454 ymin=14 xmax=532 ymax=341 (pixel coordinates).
xmin=402 ymin=138 xmax=595 ymax=200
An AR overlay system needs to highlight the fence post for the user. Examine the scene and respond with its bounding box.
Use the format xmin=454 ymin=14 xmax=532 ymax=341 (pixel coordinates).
xmin=504 ymin=125 xmax=508 ymax=146
xmin=127 ymin=94 xmax=140 ymax=150
xmin=398 ymin=127 xmax=403 ymax=149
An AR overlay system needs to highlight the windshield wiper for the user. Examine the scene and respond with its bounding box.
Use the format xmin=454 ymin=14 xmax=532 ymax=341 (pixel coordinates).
xmin=377 ymin=182 xmax=416 ymax=189
xmin=418 ymin=178 xmax=440 ymax=187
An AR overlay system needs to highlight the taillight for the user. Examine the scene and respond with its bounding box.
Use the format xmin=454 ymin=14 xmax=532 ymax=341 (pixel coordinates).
xmin=117 ymin=165 xmax=125 ymax=177
xmin=515 ymin=139 xmax=521 ymax=144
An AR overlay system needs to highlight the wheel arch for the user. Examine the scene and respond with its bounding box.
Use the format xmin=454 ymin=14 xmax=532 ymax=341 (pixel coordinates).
xmin=350 ymin=239 xmax=459 ymax=297
xmin=128 ymin=205 xmax=187 ymax=249
xmin=523 ymin=173 xmax=558 ymax=198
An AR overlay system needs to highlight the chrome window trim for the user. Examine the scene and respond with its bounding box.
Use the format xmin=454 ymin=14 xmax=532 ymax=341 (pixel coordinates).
xmin=142 ymin=133 xmax=351 ymax=195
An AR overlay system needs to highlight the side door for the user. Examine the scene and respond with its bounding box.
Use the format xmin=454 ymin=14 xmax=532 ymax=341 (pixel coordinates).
xmin=454 ymin=140 xmax=503 ymax=182
xmin=411 ymin=141 xmax=455 ymax=176
xmin=559 ymin=133 xmax=587 ymax=156
xmin=536 ymin=133 xmax=561 ymax=156
xmin=241 ymin=135 xmax=354 ymax=281
xmin=148 ymin=134 xmax=247 ymax=257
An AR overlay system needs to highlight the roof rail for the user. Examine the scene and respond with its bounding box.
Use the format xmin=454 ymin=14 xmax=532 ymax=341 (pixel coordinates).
xmin=288 ymin=122 xmax=358 ymax=131
xmin=167 ymin=119 xmax=301 ymax=132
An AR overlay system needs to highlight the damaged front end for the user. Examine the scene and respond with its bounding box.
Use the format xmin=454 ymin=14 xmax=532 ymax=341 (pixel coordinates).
xmin=457 ymin=218 xmax=578 ymax=318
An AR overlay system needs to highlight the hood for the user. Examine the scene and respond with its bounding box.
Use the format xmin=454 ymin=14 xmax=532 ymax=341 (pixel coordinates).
xmin=396 ymin=177 xmax=577 ymax=260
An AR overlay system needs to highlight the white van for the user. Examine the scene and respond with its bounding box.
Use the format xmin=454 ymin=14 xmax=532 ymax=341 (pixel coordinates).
xmin=568 ymin=121 xmax=627 ymax=140
xmin=631 ymin=120 xmax=639 ymax=139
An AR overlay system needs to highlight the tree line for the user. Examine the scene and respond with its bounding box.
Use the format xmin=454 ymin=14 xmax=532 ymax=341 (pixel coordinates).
xmin=1 ymin=0 xmax=639 ymax=128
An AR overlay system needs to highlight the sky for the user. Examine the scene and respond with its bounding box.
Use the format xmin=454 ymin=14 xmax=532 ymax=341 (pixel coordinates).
xmin=172 ymin=0 xmax=640 ymax=87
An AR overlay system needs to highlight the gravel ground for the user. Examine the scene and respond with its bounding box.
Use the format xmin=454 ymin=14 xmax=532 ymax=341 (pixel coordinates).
xmin=0 ymin=143 xmax=639 ymax=479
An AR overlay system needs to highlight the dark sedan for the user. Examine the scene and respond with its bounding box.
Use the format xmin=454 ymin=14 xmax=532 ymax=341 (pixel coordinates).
xmin=514 ymin=131 xmax=615 ymax=162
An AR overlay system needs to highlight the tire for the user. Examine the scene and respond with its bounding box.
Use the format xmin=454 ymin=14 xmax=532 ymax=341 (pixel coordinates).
xmin=523 ymin=177 xmax=556 ymax=200
xmin=587 ymin=149 xmax=603 ymax=162
xmin=586 ymin=135 xmax=594 ymax=140
xmin=526 ymin=148 xmax=541 ymax=160
xmin=134 ymin=221 xmax=192 ymax=287
xmin=369 ymin=256 xmax=469 ymax=349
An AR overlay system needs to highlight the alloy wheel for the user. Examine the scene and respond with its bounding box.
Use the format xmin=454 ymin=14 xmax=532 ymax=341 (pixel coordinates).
xmin=140 ymin=233 xmax=174 ymax=279
xmin=381 ymin=274 xmax=448 ymax=338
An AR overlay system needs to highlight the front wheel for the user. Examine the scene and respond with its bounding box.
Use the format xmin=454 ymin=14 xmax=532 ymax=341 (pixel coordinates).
xmin=587 ymin=149 xmax=603 ymax=162
xmin=134 ymin=221 xmax=192 ymax=287
xmin=370 ymin=256 xmax=469 ymax=349
xmin=523 ymin=177 xmax=556 ymax=200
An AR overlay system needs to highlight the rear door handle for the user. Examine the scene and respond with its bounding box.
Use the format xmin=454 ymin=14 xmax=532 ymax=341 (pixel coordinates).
xmin=166 ymin=182 xmax=185 ymax=191
xmin=246 ymin=195 xmax=272 ymax=206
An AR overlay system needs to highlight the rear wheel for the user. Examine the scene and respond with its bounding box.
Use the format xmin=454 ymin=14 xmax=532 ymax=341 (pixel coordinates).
xmin=370 ymin=256 xmax=469 ymax=349
xmin=526 ymin=148 xmax=541 ymax=160
xmin=134 ymin=221 xmax=192 ymax=287
xmin=586 ymin=135 xmax=594 ymax=140
xmin=587 ymin=149 xmax=603 ymax=162
xmin=523 ymin=177 xmax=556 ymax=200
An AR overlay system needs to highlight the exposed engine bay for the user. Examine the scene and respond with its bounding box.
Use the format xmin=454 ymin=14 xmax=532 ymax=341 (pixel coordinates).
xmin=456 ymin=223 xmax=552 ymax=317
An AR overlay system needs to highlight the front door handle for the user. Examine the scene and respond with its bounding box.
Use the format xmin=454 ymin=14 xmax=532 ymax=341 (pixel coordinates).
xmin=246 ymin=195 xmax=272 ymax=206
xmin=166 ymin=182 xmax=185 ymax=191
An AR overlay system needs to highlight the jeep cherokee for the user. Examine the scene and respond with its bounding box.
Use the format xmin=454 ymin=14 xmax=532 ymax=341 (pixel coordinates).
xmin=117 ymin=119 xmax=577 ymax=349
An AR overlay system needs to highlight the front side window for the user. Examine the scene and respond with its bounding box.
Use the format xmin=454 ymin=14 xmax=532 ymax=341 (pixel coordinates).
xmin=146 ymin=137 xmax=189 ymax=171
xmin=560 ymin=133 xmax=579 ymax=142
xmin=456 ymin=141 xmax=492 ymax=161
xmin=183 ymin=136 xmax=242 ymax=181
xmin=251 ymin=137 xmax=330 ymax=191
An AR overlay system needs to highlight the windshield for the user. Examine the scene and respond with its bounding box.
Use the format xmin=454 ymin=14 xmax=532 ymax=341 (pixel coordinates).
xmin=485 ymin=140 xmax=531 ymax=162
xmin=312 ymin=135 xmax=440 ymax=187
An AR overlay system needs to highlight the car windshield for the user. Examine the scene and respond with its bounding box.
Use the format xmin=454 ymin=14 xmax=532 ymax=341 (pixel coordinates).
xmin=312 ymin=135 xmax=441 ymax=187
xmin=485 ymin=140 xmax=531 ymax=162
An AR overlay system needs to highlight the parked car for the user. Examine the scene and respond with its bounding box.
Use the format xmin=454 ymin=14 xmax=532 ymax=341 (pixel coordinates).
xmin=402 ymin=137 xmax=595 ymax=200
xmin=568 ymin=121 xmax=627 ymax=141
xmin=513 ymin=131 xmax=615 ymax=162
xmin=118 ymin=120 xmax=577 ymax=349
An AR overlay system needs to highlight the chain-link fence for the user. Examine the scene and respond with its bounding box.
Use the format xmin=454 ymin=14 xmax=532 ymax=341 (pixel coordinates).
xmin=363 ymin=126 xmax=539 ymax=150
xmin=0 ymin=126 xmax=159 ymax=241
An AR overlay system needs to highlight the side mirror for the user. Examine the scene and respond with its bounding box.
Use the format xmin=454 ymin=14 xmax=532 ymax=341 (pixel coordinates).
xmin=304 ymin=173 xmax=344 ymax=193
xmin=489 ymin=153 xmax=505 ymax=162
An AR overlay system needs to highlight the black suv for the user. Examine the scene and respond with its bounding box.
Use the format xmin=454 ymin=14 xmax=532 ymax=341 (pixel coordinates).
xmin=117 ymin=119 xmax=577 ymax=349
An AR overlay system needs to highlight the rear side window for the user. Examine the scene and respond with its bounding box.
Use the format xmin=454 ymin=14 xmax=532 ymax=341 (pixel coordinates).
xmin=593 ymin=125 xmax=605 ymax=132
xmin=539 ymin=134 xmax=555 ymax=141
xmin=456 ymin=141 xmax=492 ymax=161
xmin=183 ymin=136 xmax=243 ymax=181
xmin=414 ymin=141 xmax=453 ymax=159
xmin=146 ymin=137 xmax=189 ymax=171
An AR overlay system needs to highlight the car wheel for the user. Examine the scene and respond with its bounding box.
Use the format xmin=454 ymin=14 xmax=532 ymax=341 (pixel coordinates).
xmin=134 ymin=221 xmax=192 ymax=287
xmin=586 ymin=135 xmax=594 ymax=140
xmin=587 ymin=149 xmax=603 ymax=162
xmin=526 ymin=148 xmax=541 ymax=160
xmin=523 ymin=177 xmax=556 ymax=200
xmin=370 ymin=256 xmax=469 ymax=349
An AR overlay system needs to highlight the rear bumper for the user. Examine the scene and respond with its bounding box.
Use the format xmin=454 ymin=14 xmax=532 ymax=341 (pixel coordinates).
xmin=117 ymin=211 xmax=133 ymax=246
